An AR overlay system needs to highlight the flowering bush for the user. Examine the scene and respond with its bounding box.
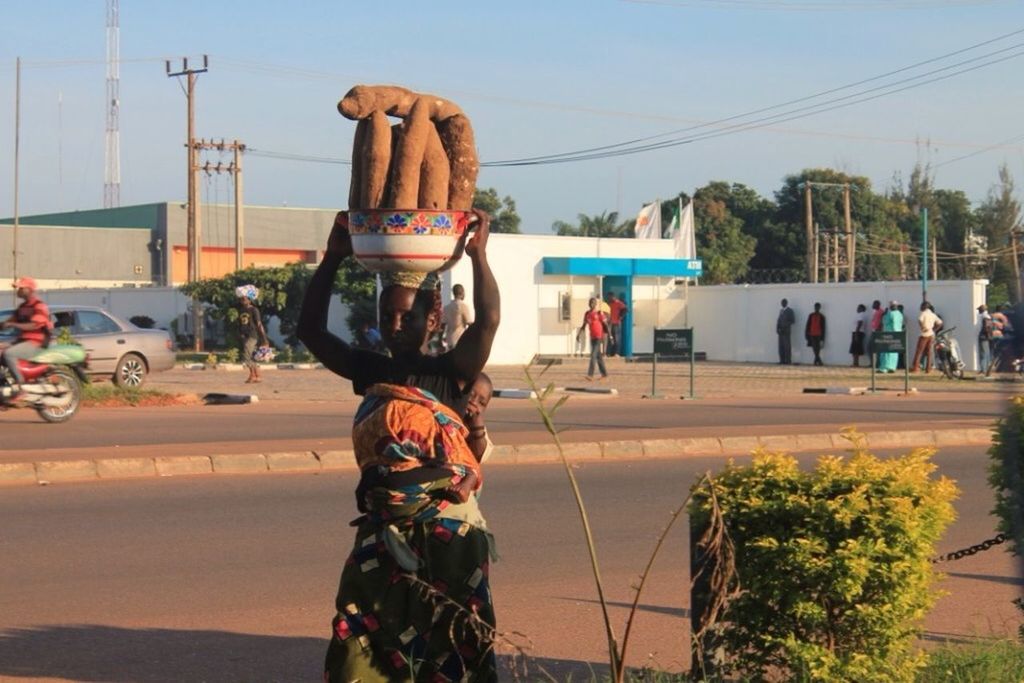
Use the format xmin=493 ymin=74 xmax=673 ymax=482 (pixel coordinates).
xmin=689 ymin=436 xmax=958 ymax=682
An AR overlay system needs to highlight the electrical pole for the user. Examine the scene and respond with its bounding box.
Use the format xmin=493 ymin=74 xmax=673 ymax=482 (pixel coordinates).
xmin=195 ymin=139 xmax=246 ymax=270
xmin=166 ymin=55 xmax=208 ymax=351
xmin=921 ymin=207 xmax=928 ymax=303
xmin=843 ymin=184 xmax=854 ymax=282
xmin=12 ymin=57 xmax=20 ymax=305
xmin=823 ymin=231 xmax=830 ymax=283
xmin=804 ymin=182 xmax=814 ymax=283
xmin=104 ymin=0 xmax=121 ymax=208
xmin=233 ymin=140 xmax=244 ymax=270
xmin=833 ymin=230 xmax=840 ymax=282
xmin=1012 ymin=231 xmax=1022 ymax=303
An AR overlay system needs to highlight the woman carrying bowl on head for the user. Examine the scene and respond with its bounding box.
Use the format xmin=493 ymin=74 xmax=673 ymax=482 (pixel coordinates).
xmin=298 ymin=207 xmax=500 ymax=683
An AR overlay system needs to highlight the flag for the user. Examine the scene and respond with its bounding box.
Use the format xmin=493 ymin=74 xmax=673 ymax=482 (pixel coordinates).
xmin=633 ymin=201 xmax=661 ymax=240
xmin=672 ymin=199 xmax=696 ymax=260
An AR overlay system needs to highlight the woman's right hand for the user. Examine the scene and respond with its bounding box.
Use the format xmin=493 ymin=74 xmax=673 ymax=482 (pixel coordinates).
xmin=326 ymin=212 xmax=353 ymax=258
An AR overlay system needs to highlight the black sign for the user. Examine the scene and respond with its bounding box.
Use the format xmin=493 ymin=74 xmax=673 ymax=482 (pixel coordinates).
xmin=871 ymin=331 xmax=906 ymax=353
xmin=654 ymin=328 xmax=693 ymax=356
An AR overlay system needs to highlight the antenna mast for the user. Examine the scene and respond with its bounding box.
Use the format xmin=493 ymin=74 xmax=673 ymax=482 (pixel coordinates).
xmin=104 ymin=0 xmax=121 ymax=207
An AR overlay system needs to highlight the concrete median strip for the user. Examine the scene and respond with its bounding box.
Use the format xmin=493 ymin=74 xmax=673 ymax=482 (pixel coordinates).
xmin=0 ymin=427 xmax=997 ymax=487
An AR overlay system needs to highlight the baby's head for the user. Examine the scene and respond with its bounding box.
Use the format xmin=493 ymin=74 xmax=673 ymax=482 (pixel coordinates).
xmin=464 ymin=373 xmax=493 ymax=422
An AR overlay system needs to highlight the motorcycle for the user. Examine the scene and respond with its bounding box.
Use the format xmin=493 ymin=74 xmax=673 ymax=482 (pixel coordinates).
xmin=0 ymin=343 xmax=88 ymax=422
xmin=933 ymin=326 xmax=965 ymax=380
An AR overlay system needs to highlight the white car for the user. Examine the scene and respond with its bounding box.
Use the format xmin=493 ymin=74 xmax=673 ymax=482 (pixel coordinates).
xmin=1 ymin=305 xmax=176 ymax=388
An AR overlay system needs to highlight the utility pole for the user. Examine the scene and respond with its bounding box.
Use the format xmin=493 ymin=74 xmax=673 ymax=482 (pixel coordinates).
xmin=104 ymin=0 xmax=121 ymax=208
xmin=921 ymin=207 xmax=928 ymax=303
xmin=823 ymin=231 xmax=830 ymax=283
xmin=166 ymin=55 xmax=208 ymax=351
xmin=843 ymin=184 xmax=854 ymax=282
xmin=833 ymin=231 xmax=840 ymax=282
xmin=804 ymin=182 xmax=814 ymax=282
xmin=1012 ymin=231 xmax=1022 ymax=303
xmin=195 ymin=138 xmax=246 ymax=270
xmin=12 ymin=57 xmax=20 ymax=305
xmin=931 ymin=237 xmax=938 ymax=282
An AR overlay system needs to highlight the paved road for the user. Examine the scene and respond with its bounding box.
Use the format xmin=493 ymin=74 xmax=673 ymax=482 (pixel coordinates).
xmin=1 ymin=448 xmax=1018 ymax=681
xmin=0 ymin=392 xmax=1006 ymax=463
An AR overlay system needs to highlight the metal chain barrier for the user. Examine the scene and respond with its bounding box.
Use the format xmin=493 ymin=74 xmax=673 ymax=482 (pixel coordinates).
xmin=932 ymin=533 xmax=1009 ymax=563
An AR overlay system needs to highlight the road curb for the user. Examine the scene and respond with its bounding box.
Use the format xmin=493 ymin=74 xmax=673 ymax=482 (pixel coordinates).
xmin=0 ymin=427 xmax=995 ymax=487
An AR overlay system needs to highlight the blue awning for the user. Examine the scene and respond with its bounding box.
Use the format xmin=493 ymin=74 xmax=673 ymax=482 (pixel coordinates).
xmin=542 ymin=256 xmax=702 ymax=278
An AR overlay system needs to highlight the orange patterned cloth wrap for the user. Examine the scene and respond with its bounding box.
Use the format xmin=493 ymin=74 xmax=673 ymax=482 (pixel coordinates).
xmin=352 ymin=383 xmax=480 ymax=488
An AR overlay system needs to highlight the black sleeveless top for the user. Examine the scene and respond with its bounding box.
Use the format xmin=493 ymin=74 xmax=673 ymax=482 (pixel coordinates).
xmin=349 ymin=349 xmax=467 ymax=414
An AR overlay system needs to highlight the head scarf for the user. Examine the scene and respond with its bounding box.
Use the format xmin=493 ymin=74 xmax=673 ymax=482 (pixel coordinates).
xmin=379 ymin=271 xmax=440 ymax=291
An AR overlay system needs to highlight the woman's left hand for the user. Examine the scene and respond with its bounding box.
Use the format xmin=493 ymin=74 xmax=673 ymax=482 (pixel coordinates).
xmin=465 ymin=209 xmax=490 ymax=259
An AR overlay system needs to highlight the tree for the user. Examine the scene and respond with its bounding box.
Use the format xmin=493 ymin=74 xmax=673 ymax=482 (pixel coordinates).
xmin=976 ymin=164 xmax=1022 ymax=302
xmin=551 ymin=211 xmax=629 ymax=237
xmin=472 ymin=187 xmax=521 ymax=234
xmin=180 ymin=263 xmax=313 ymax=347
xmin=691 ymin=184 xmax=757 ymax=284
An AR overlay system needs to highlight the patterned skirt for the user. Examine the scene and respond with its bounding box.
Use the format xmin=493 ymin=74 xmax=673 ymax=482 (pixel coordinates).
xmin=324 ymin=517 xmax=497 ymax=683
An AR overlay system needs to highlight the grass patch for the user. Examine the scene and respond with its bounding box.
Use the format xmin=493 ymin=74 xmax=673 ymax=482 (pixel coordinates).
xmin=82 ymin=384 xmax=197 ymax=408
xmin=918 ymin=639 xmax=1024 ymax=682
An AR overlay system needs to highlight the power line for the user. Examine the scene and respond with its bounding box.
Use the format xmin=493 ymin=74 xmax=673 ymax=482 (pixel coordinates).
xmin=486 ymin=39 xmax=1024 ymax=166
xmin=933 ymin=133 xmax=1024 ymax=169
xmin=622 ymin=0 xmax=1009 ymax=11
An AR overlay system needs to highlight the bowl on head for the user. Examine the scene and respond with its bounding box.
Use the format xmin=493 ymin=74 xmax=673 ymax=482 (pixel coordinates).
xmin=342 ymin=209 xmax=474 ymax=273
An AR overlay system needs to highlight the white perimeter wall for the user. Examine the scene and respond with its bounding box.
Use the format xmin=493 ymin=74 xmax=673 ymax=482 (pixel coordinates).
xmin=443 ymin=234 xmax=678 ymax=365
xmin=685 ymin=279 xmax=988 ymax=370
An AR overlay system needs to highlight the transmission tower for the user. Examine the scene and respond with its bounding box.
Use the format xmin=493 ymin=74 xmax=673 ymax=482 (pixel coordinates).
xmin=104 ymin=0 xmax=121 ymax=207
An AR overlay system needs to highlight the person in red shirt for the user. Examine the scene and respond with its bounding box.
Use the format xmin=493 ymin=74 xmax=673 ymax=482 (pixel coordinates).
xmin=1 ymin=277 xmax=52 ymax=392
xmin=605 ymin=292 xmax=628 ymax=357
xmin=579 ymin=297 xmax=609 ymax=380
xmin=804 ymin=302 xmax=827 ymax=366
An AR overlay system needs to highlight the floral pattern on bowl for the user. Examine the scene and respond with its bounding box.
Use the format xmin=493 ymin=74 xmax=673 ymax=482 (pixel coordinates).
xmin=346 ymin=210 xmax=467 ymax=236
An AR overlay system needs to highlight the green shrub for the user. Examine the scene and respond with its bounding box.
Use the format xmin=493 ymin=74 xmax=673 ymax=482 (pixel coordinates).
xmin=689 ymin=439 xmax=958 ymax=682
xmin=988 ymin=396 xmax=1024 ymax=557
xmin=223 ymin=347 xmax=240 ymax=364
xmin=278 ymin=345 xmax=294 ymax=363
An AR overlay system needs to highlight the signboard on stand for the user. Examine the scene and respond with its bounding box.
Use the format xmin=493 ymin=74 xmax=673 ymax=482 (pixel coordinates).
xmin=649 ymin=328 xmax=696 ymax=399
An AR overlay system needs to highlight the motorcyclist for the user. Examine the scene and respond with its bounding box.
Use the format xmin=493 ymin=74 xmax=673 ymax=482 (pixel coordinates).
xmin=1 ymin=277 xmax=52 ymax=394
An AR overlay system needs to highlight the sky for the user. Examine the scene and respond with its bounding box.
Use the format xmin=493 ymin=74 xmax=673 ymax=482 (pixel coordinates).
xmin=1 ymin=0 xmax=1023 ymax=236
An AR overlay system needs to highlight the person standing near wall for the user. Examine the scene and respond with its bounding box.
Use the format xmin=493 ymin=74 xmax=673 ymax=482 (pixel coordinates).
xmin=878 ymin=300 xmax=903 ymax=373
xmin=805 ymin=302 xmax=827 ymax=366
xmin=850 ymin=303 xmax=868 ymax=367
xmin=605 ymin=292 xmax=627 ymax=357
xmin=869 ymin=300 xmax=884 ymax=369
xmin=977 ymin=304 xmax=993 ymax=375
xmin=580 ymin=297 xmax=609 ymax=381
xmin=442 ymin=283 xmax=474 ymax=350
xmin=911 ymin=301 xmax=942 ymax=373
xmin=777 ymin=298 xmax=796 ymax=365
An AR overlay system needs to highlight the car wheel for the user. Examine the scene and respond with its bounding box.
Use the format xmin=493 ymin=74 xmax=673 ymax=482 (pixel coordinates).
xmin=115 ymin=353 xmax=147 ymax=388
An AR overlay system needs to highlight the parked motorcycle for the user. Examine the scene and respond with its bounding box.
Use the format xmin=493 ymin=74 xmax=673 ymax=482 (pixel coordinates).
xmin=0 ymin=344 xmax=88 ymax=422
xmin=933 ymin=326 xmax=965 ymax=380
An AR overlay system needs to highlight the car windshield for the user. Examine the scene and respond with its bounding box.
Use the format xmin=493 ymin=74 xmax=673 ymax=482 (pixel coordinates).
xmin=0 ymin=309 xmax=14 ymax=342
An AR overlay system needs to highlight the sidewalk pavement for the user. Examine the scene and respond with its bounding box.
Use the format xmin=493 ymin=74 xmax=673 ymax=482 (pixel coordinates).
xmin=154 ymin=357 xmax=1017 ymax=402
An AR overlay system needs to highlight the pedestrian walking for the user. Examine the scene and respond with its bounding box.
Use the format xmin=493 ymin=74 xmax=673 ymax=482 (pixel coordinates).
xmin=777 ymin=298 xmax=796 ymax=364
xmin=805 ymin=302 xmax=827 ymax=366
xmin=236 ymin=285 xmax=268 ymax=384
xmin=850 ymin=303 xmax=868 ymax=367
xmin=910 ymin=301 xmax=942 ymax=373
xmin=580 ymin=297 xmax=609 ymax=381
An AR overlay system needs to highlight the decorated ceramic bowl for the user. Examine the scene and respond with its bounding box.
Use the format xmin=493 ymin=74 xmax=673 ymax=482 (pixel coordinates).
xmin=342 ymin=209 xmax=473 ymax=273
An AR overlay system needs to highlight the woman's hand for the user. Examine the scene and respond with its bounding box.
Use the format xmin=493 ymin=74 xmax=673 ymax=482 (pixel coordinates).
xmin=464 ymin=209 xmax=490 ymax=260
xmin=326 ymin=213 xmax=353 ymax=258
